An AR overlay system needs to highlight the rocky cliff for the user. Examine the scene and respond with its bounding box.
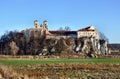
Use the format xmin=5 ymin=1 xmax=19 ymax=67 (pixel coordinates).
xmin=41 ymin=36 xmax=110 ymax=57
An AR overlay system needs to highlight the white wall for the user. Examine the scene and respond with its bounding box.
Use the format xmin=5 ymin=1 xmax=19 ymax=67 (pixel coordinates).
xmin=77 ymin=31 xmax=98 ymax=39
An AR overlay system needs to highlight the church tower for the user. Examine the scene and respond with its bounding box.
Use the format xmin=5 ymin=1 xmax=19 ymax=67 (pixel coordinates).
xmin=34 ymin=20 xmax=39 ymax=28
xmin=43 ymin=20 xmax=48 ymax=29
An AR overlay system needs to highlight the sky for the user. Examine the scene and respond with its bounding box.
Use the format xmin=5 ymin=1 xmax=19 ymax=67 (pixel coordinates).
xmin=0 ymin=0 xmax=120 ymax=43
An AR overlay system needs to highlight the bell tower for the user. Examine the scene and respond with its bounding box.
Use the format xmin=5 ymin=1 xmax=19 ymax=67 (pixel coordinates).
xmin=34 ymin=20 xmax=39 ymax=28
xmin=43 ymin=20 xmax=48 ymax=29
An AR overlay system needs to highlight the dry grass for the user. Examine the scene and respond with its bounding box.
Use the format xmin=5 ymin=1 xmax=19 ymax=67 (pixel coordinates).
xmin=0 ymin=58 xmax=120 ymax=79
xmin=0 ymin=64 xmax=19 ymax=79
xmin=0 ymin=64 xmax=33 ymax=79
xmin=11 ymin=63 xmax=120 ymax=79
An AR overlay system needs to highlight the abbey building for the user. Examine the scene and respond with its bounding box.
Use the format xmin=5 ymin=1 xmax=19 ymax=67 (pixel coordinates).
xmin=22 ymin=20 xmax=99 ymax=39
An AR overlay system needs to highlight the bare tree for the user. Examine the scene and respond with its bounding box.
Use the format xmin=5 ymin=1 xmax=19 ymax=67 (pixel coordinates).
xmin=99 ymin=32 xmax=109 ymax=43
xmin=58 ymin=27 xmax=64 ymax=36
xmin=59 ymin=27 xmax=64 ymax=31
xmin=9 ymin=41 xmax=19 ymax=56
xmin=64 ymin=26 xmax=71 ymax=31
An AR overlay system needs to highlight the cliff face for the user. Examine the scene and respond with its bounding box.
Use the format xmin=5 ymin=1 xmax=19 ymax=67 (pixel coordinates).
xmin=43 ymin=37 xmax=110 ymax=57
xmin=74 ymin=37 xmax=109 ymax=57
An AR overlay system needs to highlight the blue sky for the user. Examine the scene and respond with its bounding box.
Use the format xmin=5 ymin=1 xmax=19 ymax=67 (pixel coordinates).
xmin=0 ymin=0 xmax=120 ymax=43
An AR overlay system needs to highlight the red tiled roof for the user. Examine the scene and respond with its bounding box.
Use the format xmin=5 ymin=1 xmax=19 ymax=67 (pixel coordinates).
xmin=49 ymin=31 xmax=77 ymax=35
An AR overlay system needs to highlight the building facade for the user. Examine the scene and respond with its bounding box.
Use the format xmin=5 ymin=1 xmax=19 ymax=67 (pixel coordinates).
xmin=77 ymin=26 xmax=99 ymax=39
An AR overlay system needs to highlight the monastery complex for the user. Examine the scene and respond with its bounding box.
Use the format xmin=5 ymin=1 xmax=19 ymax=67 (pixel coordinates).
xmin=22 ymin=20 xmax=99 ymax=39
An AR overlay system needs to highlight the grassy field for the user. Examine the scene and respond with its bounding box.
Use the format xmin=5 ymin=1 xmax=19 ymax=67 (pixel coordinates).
xmin=0 ymin=58 xmax=120 ymax=79
xmin=0 ymin=58 xmax=120 ymax=66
